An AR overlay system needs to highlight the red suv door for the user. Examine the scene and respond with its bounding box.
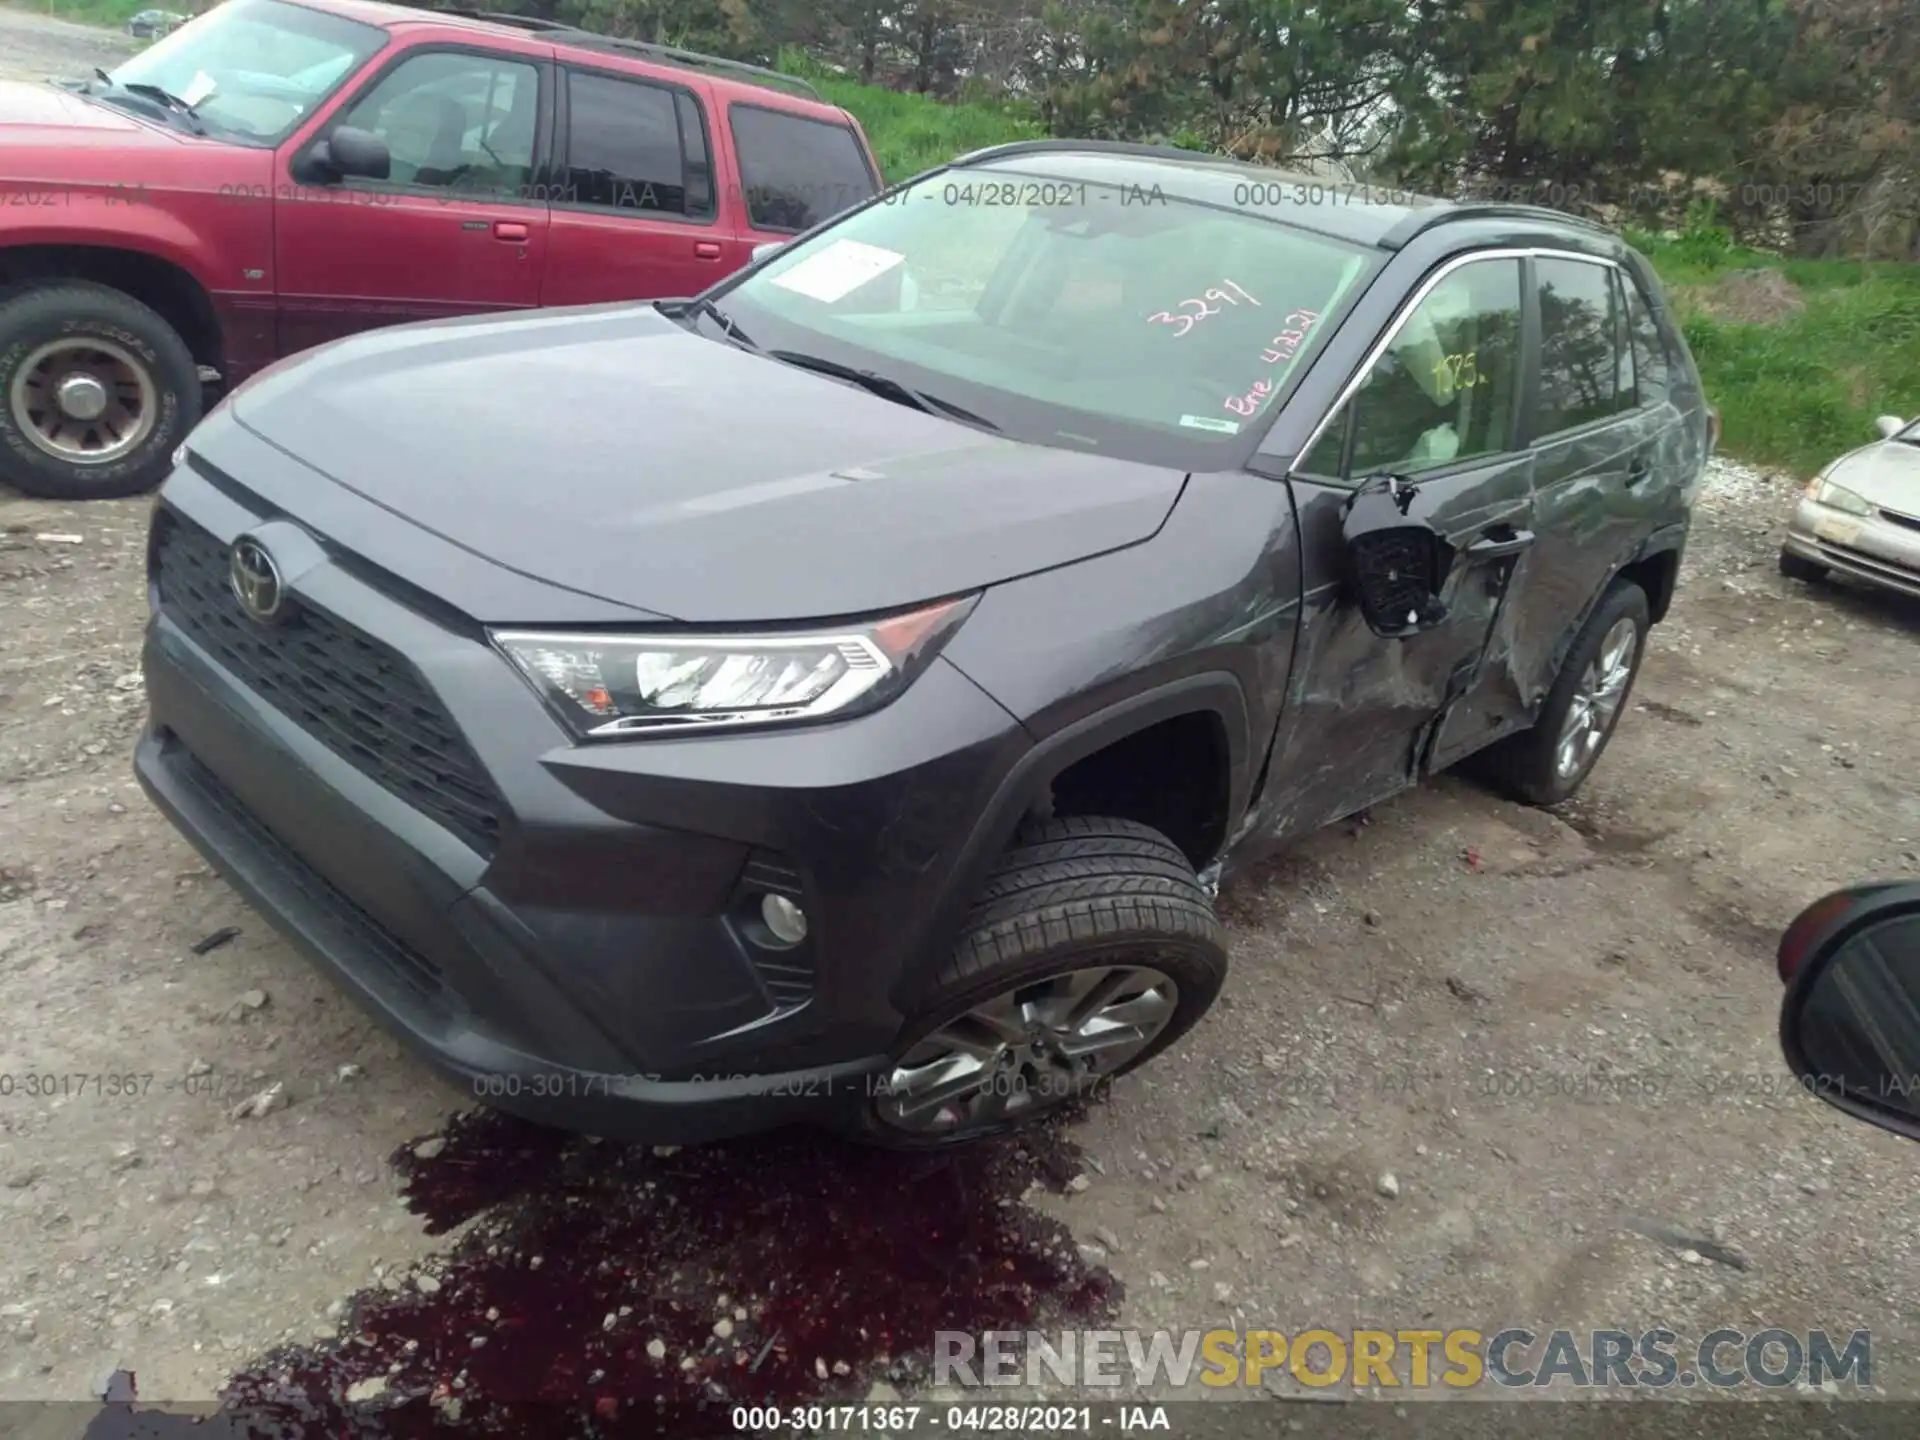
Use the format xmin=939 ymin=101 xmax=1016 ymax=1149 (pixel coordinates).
xmin=273 ymin=45 xmax=553 ymax=353
xmin=539 ymin=67 xmax=731 ymax=305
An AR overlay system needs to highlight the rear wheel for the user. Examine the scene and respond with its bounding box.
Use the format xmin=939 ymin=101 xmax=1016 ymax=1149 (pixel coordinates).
xmin=1478 ymin=580 xmax=1650 ymax=806
xmin=861 ymin=817 xmax=1227 ymax=1148
xmin=1779 ymin=548 xmax=1827 ymax=584
xmin=0 ymin=283 xmax=200 ymax=501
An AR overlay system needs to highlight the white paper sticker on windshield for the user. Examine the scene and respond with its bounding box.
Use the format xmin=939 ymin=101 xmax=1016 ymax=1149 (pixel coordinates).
xmin=1180 ymin=415 xmax=1241 ymax=434
xmin=181 ymin=70 xmax=217 ymax=107
xmin=767 ymin=239 xmax=904 ymax=303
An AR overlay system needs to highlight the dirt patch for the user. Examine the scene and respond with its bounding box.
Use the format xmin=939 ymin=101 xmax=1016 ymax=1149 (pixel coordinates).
xmin=1679 ymin=267 xmax=1807 ymax=325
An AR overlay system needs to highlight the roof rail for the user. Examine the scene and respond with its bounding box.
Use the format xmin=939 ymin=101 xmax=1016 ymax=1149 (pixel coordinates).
xmin=432 ymin=9 xmax=573 ymax=31
xmin=429 ymin=8 xmax=825 ymax=102
xmin=562 ymin=34 xmax=823 ymax=101
xmin=951 ymin=138 xmax=1255 ymax=169
xmin=1378 ymin=201 xmax=1619 ymax=250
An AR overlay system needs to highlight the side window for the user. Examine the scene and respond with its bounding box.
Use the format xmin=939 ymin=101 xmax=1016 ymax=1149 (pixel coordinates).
xmin=1622 ymin=275 xmax=1671 ymax=404
xmin=730 ymin=106 xmax=877 ymax=233
xmin=1534 ymin=257 xmax=1632 ymax=434
xmin=1341 ymin=258 xmax=1523 ymax=478
xmin=564 ymin=71 xmax=710 ymax=218
xmin=335 ymin=52 xmax=538 ymax=198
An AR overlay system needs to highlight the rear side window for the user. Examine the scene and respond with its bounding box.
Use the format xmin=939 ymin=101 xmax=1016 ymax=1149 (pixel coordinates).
xmin=729 ymin=105 xmax=876 ymax=233
xmin=564 ymin=71 xmax=712 ymax=218
xmin=1534 ymin=256 xmax=1632 ymax=434
xmin=1622 ymin=276 xmax=1671 ymax=403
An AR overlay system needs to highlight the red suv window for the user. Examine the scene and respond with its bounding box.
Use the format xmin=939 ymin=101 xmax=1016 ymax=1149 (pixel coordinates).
xmin=564 ymin=70 xmax=713 ymax=219
xmin=729 ymin=104 xmax=877 ymax=233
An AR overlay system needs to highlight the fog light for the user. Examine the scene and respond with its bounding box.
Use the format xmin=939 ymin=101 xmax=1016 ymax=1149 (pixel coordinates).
xmin=760 ymin=893 xmax=808 ymax=944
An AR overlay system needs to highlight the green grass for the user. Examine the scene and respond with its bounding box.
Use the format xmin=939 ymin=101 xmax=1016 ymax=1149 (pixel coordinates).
xmin=23 ymin=1 xmax=1918 ymax=476
xmin=25 ymin=0 xmax=152 ymax=26
xmin=1634 ymin=236 xmax=1920 ymax=475
xmin=779 ymin=51 xmax=1041 ymax=181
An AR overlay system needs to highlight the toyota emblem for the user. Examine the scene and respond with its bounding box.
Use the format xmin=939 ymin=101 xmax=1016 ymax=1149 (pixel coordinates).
xmin=228 ymin=537 xmax=287 ymax=624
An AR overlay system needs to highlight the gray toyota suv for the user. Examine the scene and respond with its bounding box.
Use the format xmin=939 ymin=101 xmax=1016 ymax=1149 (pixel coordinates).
xmin=135 ymin=141 xmax=1712 ymax=1148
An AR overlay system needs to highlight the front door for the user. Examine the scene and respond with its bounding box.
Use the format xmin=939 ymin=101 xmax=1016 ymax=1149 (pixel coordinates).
xmin=1255 ymin=254 xmax=1537 ymax=840
xmin=273 ymin=47 xmax=551 ymax=354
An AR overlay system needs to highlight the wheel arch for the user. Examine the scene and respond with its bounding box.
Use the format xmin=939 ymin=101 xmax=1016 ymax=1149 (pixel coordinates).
xmin=892 ymin=672 xmax=1251 ymax=1006
xmin=0 ymin=243 xmax=225 ymax=373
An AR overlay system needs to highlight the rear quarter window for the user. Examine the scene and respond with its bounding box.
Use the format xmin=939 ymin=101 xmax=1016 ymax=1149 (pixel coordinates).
xmin=729 ymin=104 xmax=877 ymax=233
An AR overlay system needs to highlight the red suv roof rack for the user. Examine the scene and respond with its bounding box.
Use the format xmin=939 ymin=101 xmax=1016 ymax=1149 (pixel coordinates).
xmin=432 ymin=8 xmax=826 ymax=102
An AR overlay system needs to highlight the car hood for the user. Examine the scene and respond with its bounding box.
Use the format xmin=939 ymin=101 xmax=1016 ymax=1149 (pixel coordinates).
xmin=228 ymin=304 xmax=1190 ymax=624
xmin=0 ymin=80 xmax=159 ymax=143
xmin=1828 ymin=440 xmax=1920 ymax=514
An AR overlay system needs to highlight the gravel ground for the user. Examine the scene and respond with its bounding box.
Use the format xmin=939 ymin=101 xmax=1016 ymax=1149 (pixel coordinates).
xmin=4 ymin=10 xmax=1920 ymax=1430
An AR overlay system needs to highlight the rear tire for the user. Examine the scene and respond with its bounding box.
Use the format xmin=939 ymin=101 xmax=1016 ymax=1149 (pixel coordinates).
xmin=859 ymin=817 xmax=1227 ymax=1149
xmin=1478 ymin=580 xmax=1651 ymax=807
xmin=1779 ymin=548 xmax=1827 ymax=584
xmin=0 ymin=282 xmax=200 ymax=501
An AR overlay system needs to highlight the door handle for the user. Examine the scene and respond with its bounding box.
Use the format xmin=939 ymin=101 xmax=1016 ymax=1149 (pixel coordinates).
xmin=1467 ymin=526 xmax=1535 ymax=560
xmin=493 ymin=221 xmax=529 ymax=242
xmin=1625 ymin=457 xmax=1652 ymax=487
xmin=694 ymin=240 xmax=723 ymax=260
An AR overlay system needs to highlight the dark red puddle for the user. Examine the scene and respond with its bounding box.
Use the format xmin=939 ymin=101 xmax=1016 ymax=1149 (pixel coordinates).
xmin=87 ymin=1110 xmax=1117 ymax=1438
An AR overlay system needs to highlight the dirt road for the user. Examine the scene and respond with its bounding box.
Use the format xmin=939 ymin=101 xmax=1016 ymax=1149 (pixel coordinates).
xmin=0 ymin=6 xmax=138 ymax=85
xmin=4 ymin=8 xmax=1920 ymax=1430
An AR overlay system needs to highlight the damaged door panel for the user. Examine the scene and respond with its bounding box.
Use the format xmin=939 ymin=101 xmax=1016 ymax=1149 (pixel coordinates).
xmin=1244 ymin=252 xmax=1535 ymax=841
xmin=1509 ymin=256 xmax=1664 ymax=703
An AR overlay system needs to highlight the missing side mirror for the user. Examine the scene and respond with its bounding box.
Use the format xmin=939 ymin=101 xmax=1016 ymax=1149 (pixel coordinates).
xmin=1340 ymin=474 xmax=1454 ymax=638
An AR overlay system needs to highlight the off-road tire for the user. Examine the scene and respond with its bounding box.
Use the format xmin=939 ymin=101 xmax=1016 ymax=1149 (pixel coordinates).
xmin=0 ymin=282 xmax=200 ymax=501
xmin=1779 ymin=548 xmax=1828 ymax=584
xmin=1478 ymin=579 xmax=1651 ymax=807
xmin=858 ymin=816 xmax=1228 ymax=1149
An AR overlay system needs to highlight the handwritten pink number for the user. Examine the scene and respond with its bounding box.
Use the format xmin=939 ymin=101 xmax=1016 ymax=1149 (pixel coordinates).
xmin=1147 ymin=310 xmax=1193 ymax=337
xmin=1179 ymin=297 xmax=1217 ymax=321
xmin=1223 ymin=279 xmax=1261 ymax=306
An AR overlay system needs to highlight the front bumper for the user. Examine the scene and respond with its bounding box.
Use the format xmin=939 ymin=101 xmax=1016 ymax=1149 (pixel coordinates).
xmin=135 ymin=458 xmax=1030 ymax=1142
xmin=1784 ymin=496 xmax=1920 ymax=601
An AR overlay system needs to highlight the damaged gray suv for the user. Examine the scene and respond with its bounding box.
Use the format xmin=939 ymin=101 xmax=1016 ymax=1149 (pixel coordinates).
xmin=137 ymin=141 xmax=1712 ymax=1148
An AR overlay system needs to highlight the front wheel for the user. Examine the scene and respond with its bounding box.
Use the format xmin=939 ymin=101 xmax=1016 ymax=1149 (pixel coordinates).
xmin=861 ymin=817 xmax=1227 ymax=1148
xmin=1479 ymin=580 xmax=1650 ymax=806
xmin=0 ymin=283 xmax=201 ymax=501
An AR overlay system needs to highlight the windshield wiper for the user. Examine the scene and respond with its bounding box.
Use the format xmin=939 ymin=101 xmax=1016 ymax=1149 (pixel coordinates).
xmin=116 ymin=80 xmax=206 ymax=134
xmin=767 ymin=350 xmax=1000 ymax=433
xmin=681 ymin=296 xmax=757 ymax=351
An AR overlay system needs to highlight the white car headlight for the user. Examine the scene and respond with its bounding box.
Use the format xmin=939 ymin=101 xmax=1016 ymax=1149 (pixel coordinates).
xmin=493 ymin=594 xmax=977 ymax=739
xmin=1806 ymin=475 xmax=1874 ymax=516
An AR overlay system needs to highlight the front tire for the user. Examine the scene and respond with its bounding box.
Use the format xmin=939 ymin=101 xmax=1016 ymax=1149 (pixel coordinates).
xmin=1779 ymin=548 xmax=1827 ymax=584
xmin=1480 ymin=579 xmax=1651 ymax=806
xmin=0 ymin=283 xmax=200 ymax=501
xmin=861 ymin=817 xmax=1227 ymax=1148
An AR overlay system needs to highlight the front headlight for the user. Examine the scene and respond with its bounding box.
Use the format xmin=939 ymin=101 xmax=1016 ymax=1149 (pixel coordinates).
xmin=1806 ymin=475 xmax=1874 ymax=516
xmin=493 ymin=594 xmax=978 ymax=739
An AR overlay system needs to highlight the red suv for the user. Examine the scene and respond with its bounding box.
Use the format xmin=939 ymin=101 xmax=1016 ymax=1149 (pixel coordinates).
xmin=0 ymin=0 xmax=881 ymax=499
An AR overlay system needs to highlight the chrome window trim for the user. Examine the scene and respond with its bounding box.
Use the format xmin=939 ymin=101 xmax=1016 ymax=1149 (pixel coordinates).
xmin=1290 ymin=245 xmax=1624 ymax=472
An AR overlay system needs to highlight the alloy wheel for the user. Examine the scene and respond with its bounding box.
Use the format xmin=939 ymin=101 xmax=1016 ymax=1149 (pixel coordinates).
xmin=1555 ymin=615 xmax=1639 ymax=781
xmin=874 ymin=964 xmax=1181 ymax=1138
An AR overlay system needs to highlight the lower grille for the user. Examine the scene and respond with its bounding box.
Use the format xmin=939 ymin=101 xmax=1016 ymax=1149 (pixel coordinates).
xmin=172 ymin=747 xmax=450 ymax=1013
xmin=153 ymin=509 xmax=505 ymax=858
xmin=1816 ymin=538 xmax=1920 ymax=585
xmin=1880 ymin=507 xmax=1920 ymax=536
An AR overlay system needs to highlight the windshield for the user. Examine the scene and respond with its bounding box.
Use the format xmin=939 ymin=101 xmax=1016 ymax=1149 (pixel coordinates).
xmin=713 ymin=167 xmax=1379 ymax=466
xmin=106 ymin=0 xmax=388 ymax=145
xmin=1898 ymin=418 xmax=1920 ymax=443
